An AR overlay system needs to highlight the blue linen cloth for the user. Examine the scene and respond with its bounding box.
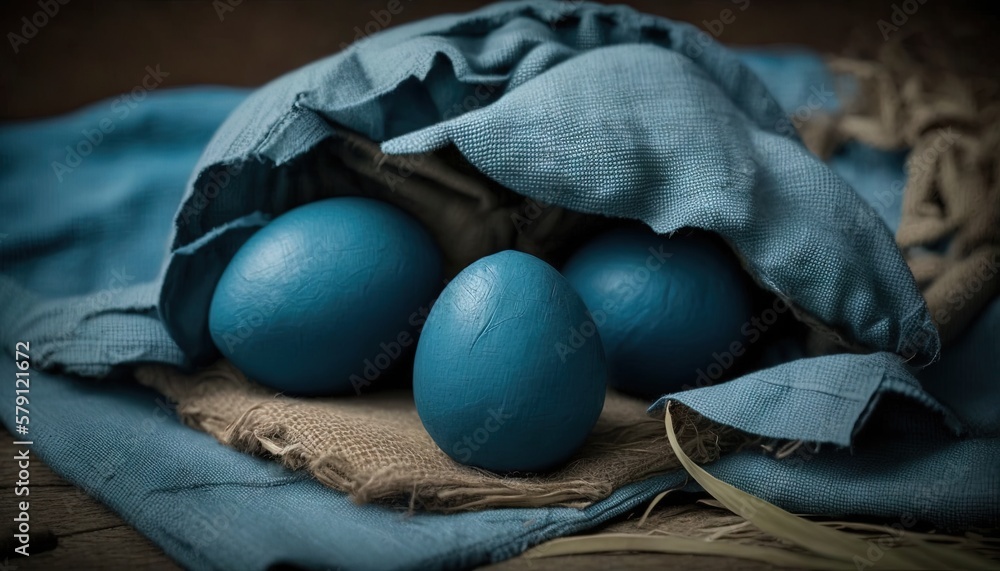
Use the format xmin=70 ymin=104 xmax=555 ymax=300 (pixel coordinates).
xmin=1 ymin=2 xmax=997 ymax=570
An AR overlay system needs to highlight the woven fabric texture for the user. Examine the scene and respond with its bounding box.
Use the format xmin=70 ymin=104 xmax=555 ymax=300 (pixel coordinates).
xmin=136 ymin=360 xmax=740 ymax=511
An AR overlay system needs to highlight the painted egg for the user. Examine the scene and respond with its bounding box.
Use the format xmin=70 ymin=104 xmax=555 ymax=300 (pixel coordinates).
xmin=208 ymin=197 xmax=442 ymax=395
xmin=414 ymin=250 xmax=607 ymax=472
xmin=562 ymin=228 xmax=753 ymax=398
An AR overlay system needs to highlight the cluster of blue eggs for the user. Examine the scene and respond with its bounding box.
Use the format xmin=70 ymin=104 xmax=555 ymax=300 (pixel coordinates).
xmin=209 ymin=198 xmax=753 ymax=473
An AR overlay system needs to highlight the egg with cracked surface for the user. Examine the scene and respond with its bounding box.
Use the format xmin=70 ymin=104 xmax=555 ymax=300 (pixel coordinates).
xmin=562 ymin=228 xmax=753 ymax=398
xmin=208 ymin=197 xmax=442 ymax=395
xmin=414 ymin=250 xmax=607 ymax=472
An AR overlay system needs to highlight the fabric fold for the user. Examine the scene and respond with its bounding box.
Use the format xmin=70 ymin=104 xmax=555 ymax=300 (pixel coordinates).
xmin=159 ymin=2 xmax=938 ymax=372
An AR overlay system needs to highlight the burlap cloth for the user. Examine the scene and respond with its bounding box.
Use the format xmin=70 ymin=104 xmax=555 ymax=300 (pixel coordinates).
xmin=799 ymin=31 xmax=1000 ymax=345
xmin=135 ymin=30 xmax=997 ymax=513
xmin=136 ymin=360 xmax=741 ymax=511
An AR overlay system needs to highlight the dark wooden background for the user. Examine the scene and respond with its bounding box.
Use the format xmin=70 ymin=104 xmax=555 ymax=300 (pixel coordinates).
xmin=1 ymin=0 xmax=994 ymax=121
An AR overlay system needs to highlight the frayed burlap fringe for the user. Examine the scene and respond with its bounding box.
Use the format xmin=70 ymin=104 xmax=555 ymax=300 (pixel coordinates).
xmin=799 ymin=30 xmax=1000 ymax=345
xmin=136 ymin=360 xmax=746 ymax=512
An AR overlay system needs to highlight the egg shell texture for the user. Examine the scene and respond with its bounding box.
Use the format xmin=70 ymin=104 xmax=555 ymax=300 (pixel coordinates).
xmin=209 ymin=197 xmax=442 ymax=395
xmin=562 ymin=229 xmax=753 ymax=397
xmin=414 ymin=250 xmax=607 ymax=473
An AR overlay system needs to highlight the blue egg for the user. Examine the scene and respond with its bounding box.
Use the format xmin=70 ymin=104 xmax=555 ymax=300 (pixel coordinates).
xmin=562 ymin=228 xmax=753 ymax=398
xmin=209 ymin=197 xmax=442 ymax=395
xmin=414 ymin=250 xmax=606 ymax=473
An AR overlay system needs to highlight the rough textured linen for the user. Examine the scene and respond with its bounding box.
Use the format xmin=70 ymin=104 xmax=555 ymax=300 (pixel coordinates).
xmin=0 ymin=4 xmax=998 ymax=571
xmin=136 ymin=360 xmax=736 ymax=511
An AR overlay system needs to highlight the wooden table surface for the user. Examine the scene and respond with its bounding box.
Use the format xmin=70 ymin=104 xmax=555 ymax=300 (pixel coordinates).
xmin=0 ymin=1 xmax=994 ymax=569
xmin=0 ymin=429 xmax=181 ymax=570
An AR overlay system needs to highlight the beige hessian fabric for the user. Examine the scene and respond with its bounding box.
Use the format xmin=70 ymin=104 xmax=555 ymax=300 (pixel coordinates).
xmin=799 ymin=32 xmax=1000 ymax=345
xmin=136 ymin=361 xmax=742 ymax=512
